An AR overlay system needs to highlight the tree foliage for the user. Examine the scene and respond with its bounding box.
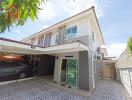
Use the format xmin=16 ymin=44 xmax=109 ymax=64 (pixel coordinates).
xmin=0 ymin=0 xmax=46 ymax=33
xmin=128 ymin=37 xmax=132 ymax=54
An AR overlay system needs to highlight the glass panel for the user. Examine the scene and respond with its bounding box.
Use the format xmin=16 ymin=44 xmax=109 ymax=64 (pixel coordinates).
xmin=72 ymin=26 xmax=77 ymax=33
xmin=38 ymin=36 xmax=44 ymax=46
xmin=31 ymin=38 xmax=35 ymax=45
xmin=66 ymin=59 xmax=78 ymax=87
xmin=44 ymin=33 xmax=52 ymax=47
xmin=55 ymin=34 xmax=59 ymax=44
xmin=65 ymin=26 xmax=77 ymax=39
xmin=67 ymin=28 xmax=71 ymax=34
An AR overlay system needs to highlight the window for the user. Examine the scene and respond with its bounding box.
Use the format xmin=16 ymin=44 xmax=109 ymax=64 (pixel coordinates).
xmin=92 ymin=31 xmax=95 ymax=42
xmin=44 ymin=33 xmax=52 ymax=47
xmin=65 ymin=26 xmax=77 ymax=39
xmin=38 ymin=35 xmax=44 ymax=46
xmin=31 ymin=38 xmax=35 ymax=45
xmin=72 ymin=26 xmax=77 ymax=33
xmin=55 ymin=34 xmax=59 ymax=44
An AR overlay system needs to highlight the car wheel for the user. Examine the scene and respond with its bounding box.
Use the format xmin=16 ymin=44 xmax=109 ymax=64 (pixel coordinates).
xmin=19 ymin=72 xmax=26 ymax=79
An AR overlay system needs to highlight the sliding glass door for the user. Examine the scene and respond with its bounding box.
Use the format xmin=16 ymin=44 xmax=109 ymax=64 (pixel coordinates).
xmin=66 ymin=59 xmax=78 ymax=87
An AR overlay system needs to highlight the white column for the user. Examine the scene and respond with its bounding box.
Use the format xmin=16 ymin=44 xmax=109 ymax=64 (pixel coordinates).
xmin=53 ymin=59 xmax=62 ymax=83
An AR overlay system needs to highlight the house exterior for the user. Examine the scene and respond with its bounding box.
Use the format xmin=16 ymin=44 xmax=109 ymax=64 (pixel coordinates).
xmin=0 ymin=7 xmax=106 ymax=91
xmin=116 ymin=48 xmax=132 ymax=97
xmin=21 ymin=6 xmax=106 ymax=91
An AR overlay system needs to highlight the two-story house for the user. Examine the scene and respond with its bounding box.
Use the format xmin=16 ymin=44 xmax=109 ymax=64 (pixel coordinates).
xmin=0 ymin=6 xmax=106 ymax=91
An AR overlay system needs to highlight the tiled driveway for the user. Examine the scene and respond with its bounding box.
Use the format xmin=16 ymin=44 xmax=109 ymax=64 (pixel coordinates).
xmin=0 ymin=78 xmax=130 ymax=100
xmin=89 ymin=79 xmax=130 ymax=100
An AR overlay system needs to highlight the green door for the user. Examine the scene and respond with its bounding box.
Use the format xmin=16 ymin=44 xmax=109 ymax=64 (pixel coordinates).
xmin=66 ymin=59 xmax=78 ymax=87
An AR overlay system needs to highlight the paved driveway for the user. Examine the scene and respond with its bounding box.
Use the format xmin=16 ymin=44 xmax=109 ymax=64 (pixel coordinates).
xmin=89 ymin=79 xmax=130 ymax=100
xmin=0 ymin=78 xmax=130 ymax=100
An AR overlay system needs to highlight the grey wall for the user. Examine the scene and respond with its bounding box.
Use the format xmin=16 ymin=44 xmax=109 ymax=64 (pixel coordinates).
xmin=94 ymin=60 xmax=102 ymax=86
xmin=37 ymin=55 xmax=55 ymax=76
xmin=88 ymin=50 xmax=95 ymax=90
xmin=79 ymin=51 xmax=89 ymax=91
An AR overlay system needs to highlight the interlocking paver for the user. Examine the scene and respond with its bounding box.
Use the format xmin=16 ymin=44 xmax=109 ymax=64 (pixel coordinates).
xmin=89 ymin=79 xmax=130 ymax=100
xmin=0 ymin=78 xmax=130 ymax=100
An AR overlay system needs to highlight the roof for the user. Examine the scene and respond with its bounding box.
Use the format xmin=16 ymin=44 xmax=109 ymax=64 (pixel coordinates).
xmin=21 ymin=6 xmax=105 ymax=45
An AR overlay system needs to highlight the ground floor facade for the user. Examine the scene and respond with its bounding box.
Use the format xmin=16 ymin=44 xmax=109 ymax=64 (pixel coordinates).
xmin=35 ymin=50 xmax=95 ymax=91
xmin=53 ymin=51 xmax=94 ymax=91
xmin=0 ymin=37 xmax=102 ymax=92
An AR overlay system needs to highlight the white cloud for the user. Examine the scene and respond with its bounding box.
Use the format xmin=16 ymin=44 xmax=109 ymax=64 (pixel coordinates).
xmin=38 ymin=1 xmax=56 ymax=21
xmin=38 ymin=0 xmax=105 ymax=22
xmin=65 ymin=0 xmax=103 ymax=17
xmin=106 ymin=43 xmax=127 ymax=58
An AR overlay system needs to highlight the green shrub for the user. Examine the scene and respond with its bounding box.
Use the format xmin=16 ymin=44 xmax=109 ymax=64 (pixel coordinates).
xmin=128 ymin=37 xmax=132 ymax=55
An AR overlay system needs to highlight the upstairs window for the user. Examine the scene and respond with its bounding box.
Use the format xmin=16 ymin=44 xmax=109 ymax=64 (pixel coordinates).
xmin=44 ymin=33 xmax=52 ymax=47
xmin=92 ymin=31 xmax=95 ymax=42
xmin=31 ymin=38 xmax=35 ymax=45
xmin=65 ymin=26 xmax=77 ymax=39
xmin=72 ymin=26 xmax=77 ymax=33
xmin=55 ymin=34 xmax=59 ymax=44
xmin=38 ymin=35 xmax=44 ymax=46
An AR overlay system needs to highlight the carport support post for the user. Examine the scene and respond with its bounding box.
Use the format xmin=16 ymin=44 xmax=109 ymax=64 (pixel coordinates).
xmin=53 ymin=58 xmax=62 ymax=83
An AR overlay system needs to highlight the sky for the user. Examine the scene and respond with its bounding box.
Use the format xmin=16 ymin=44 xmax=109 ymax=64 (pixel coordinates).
xmin=0 ymin=0 xmax=132 ymax=58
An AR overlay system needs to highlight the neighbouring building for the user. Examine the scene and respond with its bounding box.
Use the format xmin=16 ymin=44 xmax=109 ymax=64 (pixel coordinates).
xmin=0 ymin=7 xmax=107 ymax=91
xmin=116 ymin=48 xmax=132 ymax=97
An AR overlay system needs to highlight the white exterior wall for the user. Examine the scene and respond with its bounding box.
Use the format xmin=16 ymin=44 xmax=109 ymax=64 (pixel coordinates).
xmin=56 ymin=52 xmax=79 ymax=59
xmin=53 ymin=59 xmax=62 ymax=83
xmin=119 ymin=69 xmax=132 ymax=97
xmin=28 ymin=18 xmax=91 ymax=47
xmin=65 ymin=18 xmax=90 ymax=38
xmin=50 ymin=18 xmax=92 ymax=47
xmin=23 ymin=17 xmax=99 ymax=52
xmin=65 ymin=18 xmax=98 ymax=51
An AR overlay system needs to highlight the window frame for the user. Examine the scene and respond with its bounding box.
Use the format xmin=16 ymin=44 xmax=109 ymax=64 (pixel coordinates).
xmin=65 ymin=25 xmax=77 ymax=39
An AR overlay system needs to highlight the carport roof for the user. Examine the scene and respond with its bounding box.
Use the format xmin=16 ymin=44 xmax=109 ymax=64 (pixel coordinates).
xmin=0 ymin=38 xmax=88 ymax=55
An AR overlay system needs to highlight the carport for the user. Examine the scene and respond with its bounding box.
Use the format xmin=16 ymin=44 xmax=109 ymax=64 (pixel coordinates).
xmin=0 ymin=37 xmax=88 ymax=82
